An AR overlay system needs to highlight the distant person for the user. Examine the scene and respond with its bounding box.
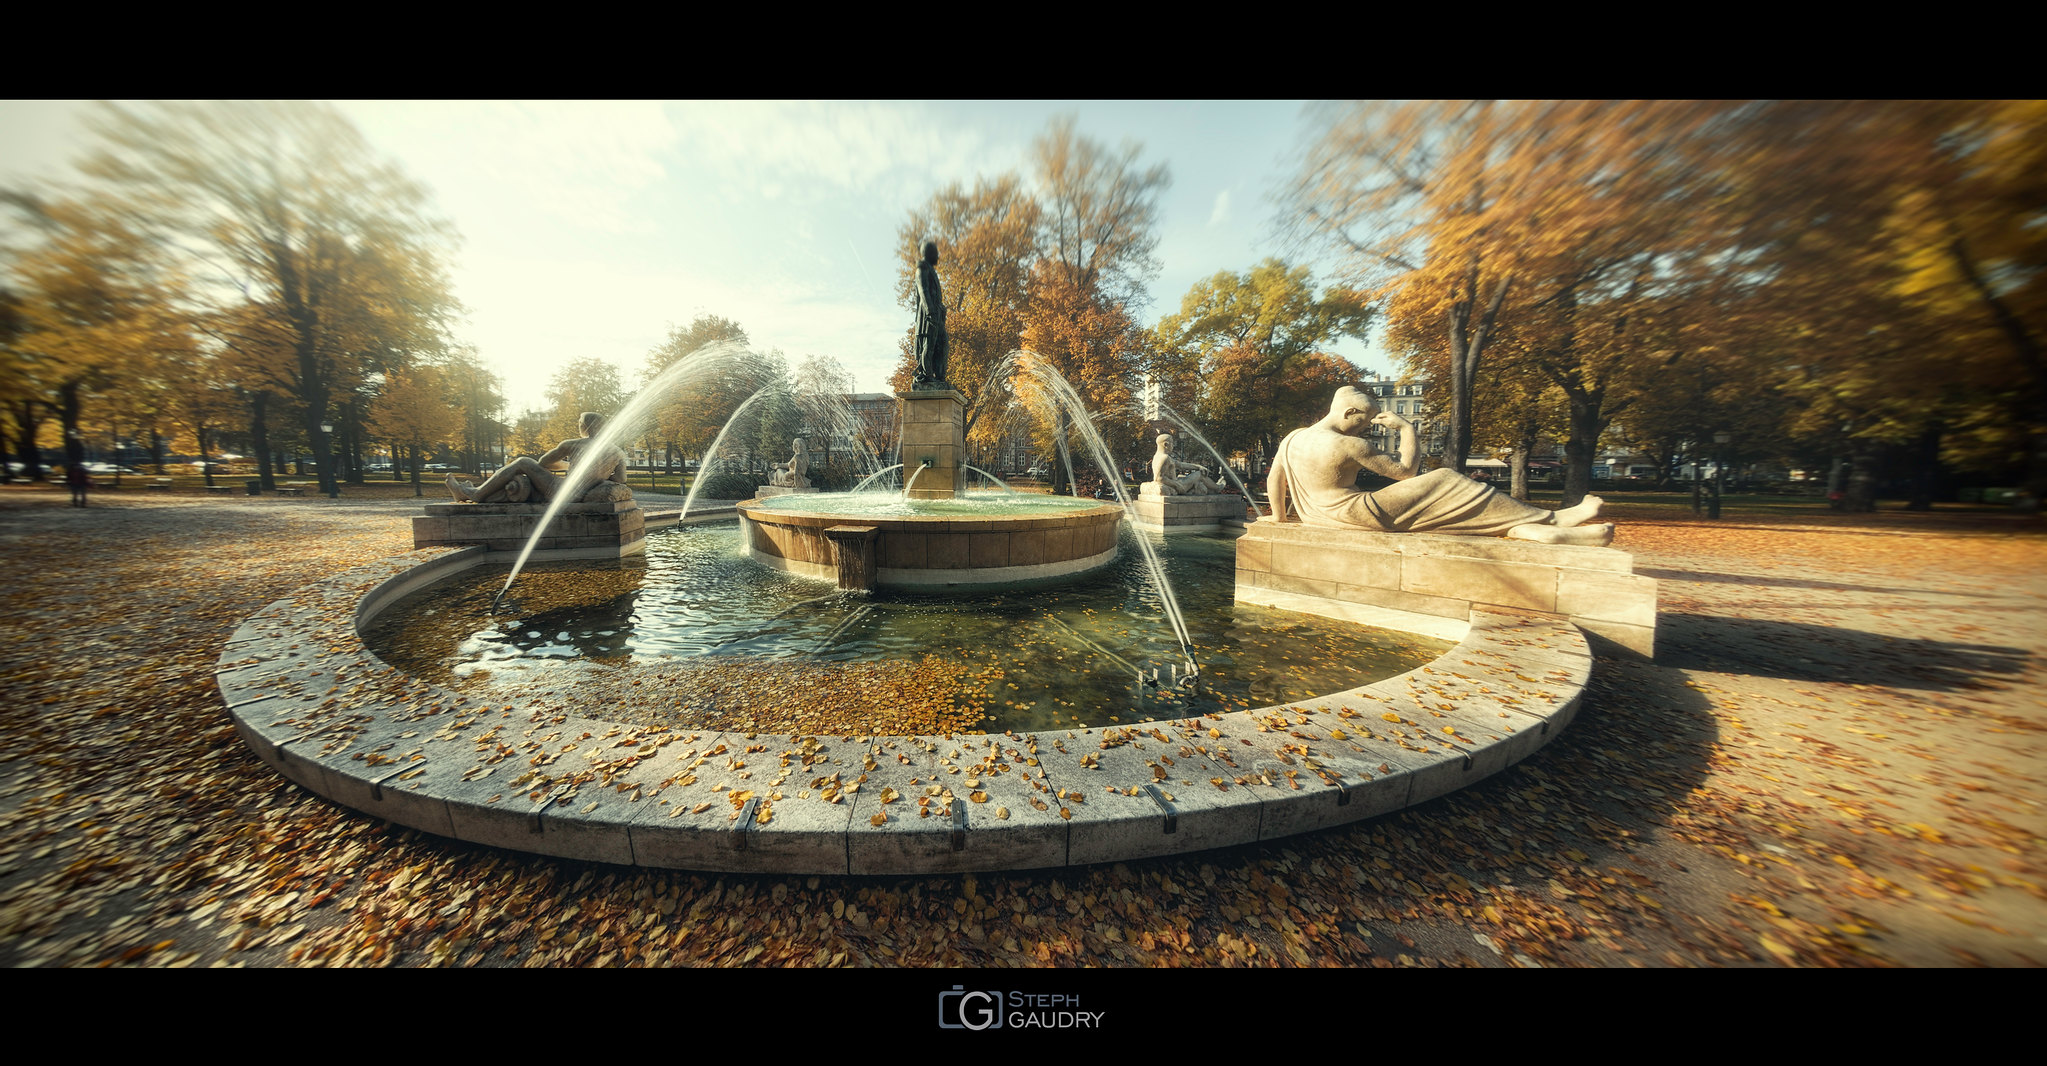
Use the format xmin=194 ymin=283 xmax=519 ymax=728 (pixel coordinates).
xmin=65 ymin=463 xmax=90 ymax=507
xmin=448 ymin=412 xmax=627 ymax=504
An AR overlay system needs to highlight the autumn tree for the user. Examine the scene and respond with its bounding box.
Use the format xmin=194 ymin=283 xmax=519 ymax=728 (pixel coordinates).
xmin=891 ymin=175 xmax=1040 ymax=447
xmin=368 ymin=365 xmax=458 ymax=496
xmin=161 ymin=348 xmax=244 ymax=486
xmin=1 ymin=193 xmax=182 ymax=482
xmin=78 ymin=101 xmax=461 ymax=498
xmin=1019 ymin=117 xmax=1170 ymax=494
xmin=1289 ymin=100 xmax=1757 ymax=503
xmin=1709 ymin=101 xmax=2047 ymax=510
xmin=792 ymin=353 xmax=855 ymax=471
xmin=442 ymin=348 xmax=506 ymax=476
xmin=643 ymin=315 xmax=751 ymax=470
xmin=541 ymin=357 xmax=629 ymax=447
xmin=1154 ymin=258 xmax=1372 ymax=462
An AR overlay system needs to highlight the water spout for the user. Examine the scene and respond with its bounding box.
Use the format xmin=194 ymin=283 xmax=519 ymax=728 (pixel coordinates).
xmin=902 ymin=458 xmax=933 ymax=500
xmin=678 ymin=385 xmax=777 ymax=522
xmin=851 ymin=463 xmax=904 ymax=494
xmin=962 ymin=464 xmax=1017 ymax=496
xmin=496 ymin=341 xmax=759 ymax=606
xmin=1002 ymin=351 xmax=1197 ymax=676
xmin=1158 ymin=402 xmax=1263 ymax=518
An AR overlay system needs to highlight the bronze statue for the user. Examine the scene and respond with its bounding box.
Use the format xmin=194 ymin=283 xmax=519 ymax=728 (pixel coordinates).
xmin=912 ymin=240 xmax=949 ymax=388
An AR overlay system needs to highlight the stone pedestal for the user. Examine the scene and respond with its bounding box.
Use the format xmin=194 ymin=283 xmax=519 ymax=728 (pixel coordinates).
xmin=755 ymin=485 xmax=819 ymax=498
xmin=1132 ymin=485 xmax=1251 ymax=531
xmin=413 ymin=500 xmax=646 ymax=560
xmin=898 ymin=388 xmax=967 ymax=500
xmin=1234 ymin=518 xmax=1658 ymax=658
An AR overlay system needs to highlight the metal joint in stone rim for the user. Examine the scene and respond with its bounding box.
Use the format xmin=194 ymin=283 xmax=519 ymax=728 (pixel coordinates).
xmin=1143 ymin=784 xmax=1178 ymax=834
xmin=732 ymin=797 xmax=762 ymax=849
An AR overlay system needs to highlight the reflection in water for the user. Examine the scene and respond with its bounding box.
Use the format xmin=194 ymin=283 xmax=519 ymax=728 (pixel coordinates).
xmin=364 ymin=525 xmax=1451 ymax=733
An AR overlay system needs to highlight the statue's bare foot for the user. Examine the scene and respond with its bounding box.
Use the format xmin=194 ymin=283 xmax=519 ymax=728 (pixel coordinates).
xmin=1506 ymin=521 xmax=1615 ymax=546
xmin=446 ymin=474 xmax=478 ymax=502
xmin=1551 ymin=494 xmax=1604 ymax=528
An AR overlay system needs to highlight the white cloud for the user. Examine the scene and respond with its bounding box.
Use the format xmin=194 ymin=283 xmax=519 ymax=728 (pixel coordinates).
xmin=340 ymin=100 xmax=679 ymax=236
xmin=1207 ymin=188 xmax=1233 ymax=228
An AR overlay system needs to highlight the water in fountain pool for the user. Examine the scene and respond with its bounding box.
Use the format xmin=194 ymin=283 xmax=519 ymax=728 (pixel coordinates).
xmin=363 ymin=522 xmax=1451 ymax=735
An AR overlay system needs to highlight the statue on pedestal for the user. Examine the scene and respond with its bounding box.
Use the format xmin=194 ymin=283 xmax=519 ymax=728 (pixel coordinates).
xmin=448 ymin=411 xmax=629 ymax=505
xmin=912 ymin=240 xmax=949 ymax=389
xmin=1144 ymin=433 xmax=1220 ymax=496
xmin=770 ymin=437 xmax=811 ymax=488
xmin=1268 ymin=387 xmax=1613 ymax=545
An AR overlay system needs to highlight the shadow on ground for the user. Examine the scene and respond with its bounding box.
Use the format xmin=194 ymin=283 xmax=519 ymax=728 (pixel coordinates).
xmin=1653 ymin=611 xmax=2031 ymax=691
xmin=1637 ymin=566 xmax=1980 ymax=597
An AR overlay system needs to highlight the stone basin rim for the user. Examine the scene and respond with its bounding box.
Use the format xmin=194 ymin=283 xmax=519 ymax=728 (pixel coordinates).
xmin=216 ymin=530 xmax=1595 ymax=875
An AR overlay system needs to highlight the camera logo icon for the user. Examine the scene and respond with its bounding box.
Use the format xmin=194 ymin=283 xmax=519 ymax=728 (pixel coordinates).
xmin=938 ymin=985 xmax=1002 ymax=1030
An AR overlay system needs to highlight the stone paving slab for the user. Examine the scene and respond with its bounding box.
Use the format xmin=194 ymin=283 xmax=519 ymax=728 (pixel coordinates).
xmin=217 ymin=543 xmax=1598 ymax=874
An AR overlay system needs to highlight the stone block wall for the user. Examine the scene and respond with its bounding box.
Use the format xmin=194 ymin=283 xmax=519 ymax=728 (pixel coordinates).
xmin=898 ymin=389 xmax=967 ymax=499
xmin=413 ymin=500 xmax=646 ymax=558
xmin=1235 ymin=519 xmax=1657 ymax=657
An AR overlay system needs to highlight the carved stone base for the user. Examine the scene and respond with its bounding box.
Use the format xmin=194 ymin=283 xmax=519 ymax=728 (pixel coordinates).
xmin=1132 ymin=489 xmax=1249 ymax=531
xmin=898 ymin=389 xmax=967 ymax=500
xmin=755 ymin=485 xmax=819 ymax=498
xmin=1234 ymin=518 xmax=1658 ymax=657
xmin=413 ymin=500 xmax=646 ymax=559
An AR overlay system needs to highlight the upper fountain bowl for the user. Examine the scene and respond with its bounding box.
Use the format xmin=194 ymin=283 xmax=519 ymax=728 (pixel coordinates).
xmin=736 ymin=492 xmax=1124 ymax=591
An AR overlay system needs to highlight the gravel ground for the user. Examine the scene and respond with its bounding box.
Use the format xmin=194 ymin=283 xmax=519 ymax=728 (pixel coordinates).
xmin=0 ymin=486 xmax=2040 ymax=968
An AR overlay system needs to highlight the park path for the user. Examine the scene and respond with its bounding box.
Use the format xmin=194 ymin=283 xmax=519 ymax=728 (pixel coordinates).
xmin=0 ymin=489 xmax=2040 ymax=967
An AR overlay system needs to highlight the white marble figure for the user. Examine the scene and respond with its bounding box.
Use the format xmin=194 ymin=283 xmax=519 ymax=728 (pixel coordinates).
xmin=447 ymin=412 xmax=628 ymax=505
xmin=1267 ymin=387 xmax=1613 ymax=545
xmin=1144 ymin=433 xmax=1220 ymax=496
xmin=770 ymin=437 xmax=810 ymax=489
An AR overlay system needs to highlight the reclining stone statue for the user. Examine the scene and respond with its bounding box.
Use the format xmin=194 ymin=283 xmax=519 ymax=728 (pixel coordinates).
xmin=447 ymin=411 xmax=632 ymax=505
xmin=1267 ymin=387 xmax=1613 ymax=545
xmin=1142 ymin=433 xmax=1220 ymax=496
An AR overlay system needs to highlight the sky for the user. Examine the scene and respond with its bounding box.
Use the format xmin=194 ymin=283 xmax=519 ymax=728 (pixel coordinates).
xmin=1 ymin=100 xmax=1388 ymax=416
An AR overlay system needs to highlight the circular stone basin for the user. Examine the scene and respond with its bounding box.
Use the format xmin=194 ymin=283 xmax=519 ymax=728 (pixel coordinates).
xmin=360 ymin=525 xmax=1454 ymax=736
xmin=217 ymin=531 xmax=1596 ymax=876
xmin=737 ymin=492 xmax=1124 ymax=588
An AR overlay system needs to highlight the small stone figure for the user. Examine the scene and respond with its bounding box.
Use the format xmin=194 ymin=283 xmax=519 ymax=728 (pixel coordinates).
xmin=448 ymin=411 xmax=628 ymax=504
xmin=770 ymin=437 xmax=811 ymax=488
xmin=1145 ymin=433 xmax=1220 ymax=496
xmin=912 ymin=240 xmax=949 ymax=389
xmin=1268 ymin=387 xmax=1613 ymax=545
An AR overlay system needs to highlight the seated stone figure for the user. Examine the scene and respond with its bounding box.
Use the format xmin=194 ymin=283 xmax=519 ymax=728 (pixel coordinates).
xmin=1144 ymin=433 xmax=1220 ymax=496
xmin=448 ymin=411 xmax=630 ymax=505
xmin=1268 ymin=387 xmax=1613 ymax=546
xmin=769 ymin=437 xmax=810 ymax=488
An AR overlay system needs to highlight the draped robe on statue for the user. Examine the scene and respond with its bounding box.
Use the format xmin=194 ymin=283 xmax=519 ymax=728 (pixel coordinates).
xmin=1271 ymin=431 xmax=1551 ymax=535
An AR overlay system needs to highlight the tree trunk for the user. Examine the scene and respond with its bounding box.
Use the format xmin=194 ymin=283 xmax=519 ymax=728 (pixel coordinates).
xmin=1509 ymin=444 xmax=1530 ymax=501
xmin=13 ymin=399 xmax=46 ymax=482
xmin=1842 ymin=444 xmax=1880 ymax=513
xmin=409 ymin=441 xmax=424 ymax=497
xmin=250 ymin=391 xmax=276 ymax=490
xmin=199 ymin=428 xmax=214 ymax=488
xmin=59 ymin=380 xmax=85 ymax=478
xmin=1561 ymin=400 xmax=1603 ymax=510
xmin=1905 ymin=423 xmax=1940 ymax=512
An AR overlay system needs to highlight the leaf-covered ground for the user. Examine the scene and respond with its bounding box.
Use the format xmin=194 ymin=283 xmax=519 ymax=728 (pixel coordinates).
xmin=1 ymin=487 xmax=2040 ymax=967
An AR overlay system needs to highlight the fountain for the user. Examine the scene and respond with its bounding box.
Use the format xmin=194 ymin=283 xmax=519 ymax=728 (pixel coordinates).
xmin=217 ymin=247 xmax=1648 ymax=877
xmin=734 ymin=360 xmax=1128 ymax=600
